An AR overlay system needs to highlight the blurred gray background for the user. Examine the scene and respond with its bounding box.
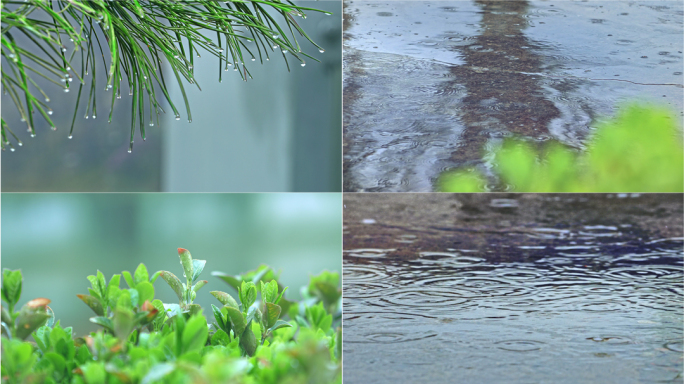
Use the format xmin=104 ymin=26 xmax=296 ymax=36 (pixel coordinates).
xmin=1 ymin=193 xmax=342 ymax=335
xmin=1 ymin=1 xmax=341 ymax=192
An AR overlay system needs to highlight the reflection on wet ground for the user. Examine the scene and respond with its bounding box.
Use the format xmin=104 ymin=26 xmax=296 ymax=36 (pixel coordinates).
xmin=343 ymin=1 xmax=684 ymax=191
xmin=343 ymin=194 xmax=683 ymax=383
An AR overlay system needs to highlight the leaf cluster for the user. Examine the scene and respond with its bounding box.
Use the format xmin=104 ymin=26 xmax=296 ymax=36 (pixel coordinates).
xmin=438 ymin=103 xmax=684 ymax=192
xmin=0 ymin=248 xmax=341 ymax=384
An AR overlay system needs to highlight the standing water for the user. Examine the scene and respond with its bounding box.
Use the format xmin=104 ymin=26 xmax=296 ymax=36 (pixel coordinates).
xmin=343 ymin=1 xmax=684 ymax=191
xmin=343 ymin=194 xmax=683 ymax=383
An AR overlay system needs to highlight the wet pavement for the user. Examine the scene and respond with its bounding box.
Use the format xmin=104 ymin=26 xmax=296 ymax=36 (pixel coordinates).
xmin=343 ymin=194 xmax=683 ymax=383
xmin=343 ymin=1 xmax=684 ymax=192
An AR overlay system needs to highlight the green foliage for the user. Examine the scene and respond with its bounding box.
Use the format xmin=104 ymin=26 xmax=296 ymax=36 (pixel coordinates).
xmin=158 ymin=248 xmax=208 ymax=318
xmin=1 ymin=0 xmax=329 ymax=152
xmin=439 ymin=104 xmax=684 ymax=192
xmin=1 ymin=248 xmax=341 ymax=383
xmin=1 ymin=269 xmax=53 ymax=342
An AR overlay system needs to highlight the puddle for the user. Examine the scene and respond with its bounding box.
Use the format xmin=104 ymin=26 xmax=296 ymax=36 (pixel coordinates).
xmin=343 ymin=194 xmax=683 ymax=383
xmin=343 ymin=1 xmax=684 ymax=191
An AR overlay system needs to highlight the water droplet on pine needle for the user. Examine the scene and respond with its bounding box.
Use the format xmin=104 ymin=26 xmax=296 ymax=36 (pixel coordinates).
xmin=301 ymin=62 xmax=306 ymax=67
xmin=68 ymin=135 xmax=73 ymax=139
xmin=10 ymin=148 xmax=15 ymax=152
xmin=319 ymin=49 xmax=325 ymax=53
xmin=64 ymin=88 xmax=69 ymax=93
xmin=175 ymin=116 xmax=181 ymax=120
xmin=48 ymin=110 xmax=53 ymax=115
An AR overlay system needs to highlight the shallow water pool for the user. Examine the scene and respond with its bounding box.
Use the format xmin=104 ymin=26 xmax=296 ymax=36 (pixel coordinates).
xmin=343 ymin=1 xmax=684 ymax=191
xmin=343 ymin=194 xmax=683 ymax=383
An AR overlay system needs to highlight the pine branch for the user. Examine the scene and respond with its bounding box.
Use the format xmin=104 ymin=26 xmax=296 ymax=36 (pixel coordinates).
xmin=0 ymin=0 xmax=330 ymax=152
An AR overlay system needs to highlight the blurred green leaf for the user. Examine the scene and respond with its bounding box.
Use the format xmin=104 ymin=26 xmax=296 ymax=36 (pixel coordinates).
xmin=210 ymin=291 xmax=239 ymax=310
xmin=158 ymin=271 xmax=184 ymax=301
xmin=77 ymin=294 xmax=104 ymax=317
xmin=134 ymin=264 xmax=149 ymax=286
xmin=224 ymin=307 xmax=246 ymax=337
xmin=135 ymin=282 xmax=155 ymax=305
xmin=2 ymin=269 xmax=23 ymax=307
xmin=191 ymin=260 xmax=206 ymax=283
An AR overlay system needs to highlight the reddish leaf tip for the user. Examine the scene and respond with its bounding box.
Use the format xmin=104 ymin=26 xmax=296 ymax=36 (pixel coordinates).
xmin=27 ymin=298 xmax=51 ymax=308
xmin=178 ymin=248 xmax=188 ymax=253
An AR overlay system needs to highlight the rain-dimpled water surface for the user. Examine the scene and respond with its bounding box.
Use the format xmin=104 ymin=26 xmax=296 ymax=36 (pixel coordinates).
xmin=343 ymin=1 xmax=684 ymax=191
xmin=343 ymin=194 xmax=683 ymax=383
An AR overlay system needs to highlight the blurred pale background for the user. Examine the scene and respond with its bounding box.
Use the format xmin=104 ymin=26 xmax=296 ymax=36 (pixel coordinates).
xmin=1 ymin=1 xmax=341 ymax=192
xmin=1 ymin=193 xmax=341 ymax=335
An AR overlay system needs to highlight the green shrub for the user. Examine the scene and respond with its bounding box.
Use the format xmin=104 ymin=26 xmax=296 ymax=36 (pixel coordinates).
xmin=1 ymin=248 xmax=341 ymax=384
xmin=439 ymin=104 xmax=684 ymax=192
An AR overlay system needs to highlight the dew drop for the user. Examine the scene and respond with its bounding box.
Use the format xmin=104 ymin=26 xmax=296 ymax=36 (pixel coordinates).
xmin=301 ymin=62 xmax=306 ymax=67
xmin=174 ymin=55 xmax=180 ymax=59
xmin=149 ymin=122 xmax=154 ymax=126
xmin=10 ymin=148 xmax=15 ymax=152
xmin=60 ymin=78 xmax=66 ymax=83
xmin=48 ymin=110 xmax=53 ymax=115
xmin=30 ymin=133 xmax=36 ymax=138
xmin=20 ymin=118 xmax=26 ymax=122
xmin=18 ymin=142 xmax=23 ymax=146
xmin=107 ymin=84 xmax=113 ymax=89
xmin=45 ymin=98 xmax=50 ymax=102
xmin=325 ymin=12 xmax=332 ymax=16
xmin=273 ymin=35 xmax=279 ymax=39
xmin=68 ymin=135 xmax=73 ymax=139
xmin=251 ymin=58 xmax=255 ymax=61
xmin=85 ymin=116 xmax=89 ymax=119
xmin=188 ymin=65 xmax=193 ymax=70
xmin=128 ymin=149 xmax=132 ymax=153
xmin=51 ymin=126 xmax=57 ymax=131
xmin=92 ymin=115 xmax=96 ymax=119
xmin=68 ymin=78 xmax=73 ymax=82
xmin=319 ymin=49 xmax=325 ymax=53
xmin=175 ymin=116 xmax=181 ymax=120
xmin=64 ymin=88 xmax=69 ymax=93
xmin=283 ymin=50 xmax=289 ymax=54
xmin=188 ymin=119 xmax=192 ymax=123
